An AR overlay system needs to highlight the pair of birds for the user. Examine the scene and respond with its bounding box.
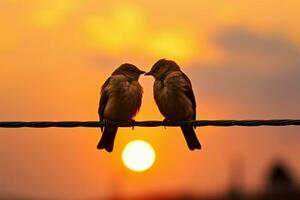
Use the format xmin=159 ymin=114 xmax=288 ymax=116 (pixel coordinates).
xmin=98 ymin=59 xmax=201 ymax=152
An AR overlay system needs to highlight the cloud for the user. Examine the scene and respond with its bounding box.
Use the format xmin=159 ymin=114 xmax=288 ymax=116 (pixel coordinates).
xmin=146 ymin=29 xmax=197 ymax=61
xmin=83 ymin=2 xmax=198 ymax=62
xmin=187 ymin=27 xmax=300 ymax=118
xmin=84 ymin=3 xmax=145 ymax=53
xmin=213 ymin=26 xmax=300 ymax=70
xmin=31 ymin=0 xmax=79 ymax=29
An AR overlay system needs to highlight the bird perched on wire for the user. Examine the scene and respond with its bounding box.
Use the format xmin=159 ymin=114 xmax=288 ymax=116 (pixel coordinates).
xmin=145 ymin=59 xmax=201 ymax=150
xmin=98 ymin=63 xmax=145 ymax=152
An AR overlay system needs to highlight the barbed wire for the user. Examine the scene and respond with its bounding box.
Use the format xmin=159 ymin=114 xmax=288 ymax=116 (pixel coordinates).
xmin=0 ymin=119 xmax=299 ymax=128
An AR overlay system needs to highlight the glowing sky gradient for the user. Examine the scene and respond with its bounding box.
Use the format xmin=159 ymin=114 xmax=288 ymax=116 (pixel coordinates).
xmin=0 ymin=0 xmax=300 ymax=199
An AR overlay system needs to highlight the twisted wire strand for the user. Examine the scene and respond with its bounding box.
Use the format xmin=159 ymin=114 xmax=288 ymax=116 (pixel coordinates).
xmin=0 ymin=120 xmax=300 ymax=128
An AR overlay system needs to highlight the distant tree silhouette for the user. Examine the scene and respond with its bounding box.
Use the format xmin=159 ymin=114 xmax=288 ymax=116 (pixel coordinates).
xmin=268 ymin=162 xmax=293 ymax=189
xmin=260 ymin=161 xmax=300 ymax=200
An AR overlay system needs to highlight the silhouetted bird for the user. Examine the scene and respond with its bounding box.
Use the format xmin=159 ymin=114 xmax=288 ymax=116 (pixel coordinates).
xmin=98 ymin=64 xmax=145 ymax=152
xmin=145 ymin=59 xmax=201 ymax=150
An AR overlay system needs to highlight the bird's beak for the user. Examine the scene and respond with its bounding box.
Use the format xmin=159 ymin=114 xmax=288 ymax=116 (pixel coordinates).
xmin=144 ymin=71 xmax=153 ymax=76
xmin=139 ymin=70 xmax=146 ymax=74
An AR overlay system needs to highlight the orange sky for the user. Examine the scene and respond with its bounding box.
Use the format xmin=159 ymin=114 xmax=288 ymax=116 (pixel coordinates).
xmin=1 ymin=0 xmax=300 ymax=199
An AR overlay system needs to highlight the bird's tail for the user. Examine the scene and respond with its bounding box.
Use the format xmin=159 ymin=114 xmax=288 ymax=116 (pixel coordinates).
xmin=180 ymin=125 xmax=201 ymax=150
xmin=97 ymin=126 xmax=118 ymax=152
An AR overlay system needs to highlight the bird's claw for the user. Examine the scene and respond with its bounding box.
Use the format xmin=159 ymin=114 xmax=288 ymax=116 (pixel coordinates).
xmin=163 ymin=118 xmax=170 ymax=129
xmin=128 ymin=119 xmax=135 ymax=130
xmin=104 ymin=119 xmax=111 ymax=126
xmin=187 ymin=119 xmax=196 ymax=129
xmin=101 ymin=119 xmax=111 ymax=132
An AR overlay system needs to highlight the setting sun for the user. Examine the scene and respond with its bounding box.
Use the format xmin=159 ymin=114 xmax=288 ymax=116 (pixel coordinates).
xmin=122 ymin=140 xmax=156 ymax=172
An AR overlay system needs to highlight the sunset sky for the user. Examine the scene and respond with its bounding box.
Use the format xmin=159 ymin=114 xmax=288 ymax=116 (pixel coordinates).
xmin=1 ymin=0 xmax=300 ymax=199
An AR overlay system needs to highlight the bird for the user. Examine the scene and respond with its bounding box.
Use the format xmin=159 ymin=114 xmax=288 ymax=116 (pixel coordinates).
xmin=98 ymin=63 xmax=145 ymax=152
xmin=145 ymin=59 xmax=201 ymax=150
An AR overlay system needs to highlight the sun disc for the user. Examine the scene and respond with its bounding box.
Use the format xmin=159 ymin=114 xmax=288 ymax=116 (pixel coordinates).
xmin=122 ymin=140 xmax=155 ymax=172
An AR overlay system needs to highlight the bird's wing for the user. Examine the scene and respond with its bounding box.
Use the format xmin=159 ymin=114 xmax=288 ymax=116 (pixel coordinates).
xmin=98 ymin=77 xmax=111 ymax=130
xmin=181 ymin=72 xmax=196 ymax=120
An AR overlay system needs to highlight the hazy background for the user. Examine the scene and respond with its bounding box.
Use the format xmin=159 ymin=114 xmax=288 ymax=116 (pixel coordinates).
xmin=0 ymin=0 xmax=299 ymax=199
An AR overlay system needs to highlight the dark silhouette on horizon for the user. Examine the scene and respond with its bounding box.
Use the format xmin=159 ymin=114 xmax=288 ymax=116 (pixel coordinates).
xmin=145 ymin=59 xmax=201 ymax=150
xmin=260 ymin=161 xmax=300 ymax=200
xmin=268 ymin=162 xmax=293 ymax=188
xmin=97 ymin=63 xmax=145 ymax=152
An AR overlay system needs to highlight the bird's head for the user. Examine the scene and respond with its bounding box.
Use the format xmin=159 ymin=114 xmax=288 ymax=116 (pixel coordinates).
xmin=145 ymin=59 xmax=181 ymax=80
xmin=112 ymin=63 xmax=145 ymax=80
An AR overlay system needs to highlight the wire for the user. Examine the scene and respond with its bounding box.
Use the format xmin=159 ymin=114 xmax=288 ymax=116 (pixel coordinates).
xmin=0 ymin=119 xmax=300 ymax=128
